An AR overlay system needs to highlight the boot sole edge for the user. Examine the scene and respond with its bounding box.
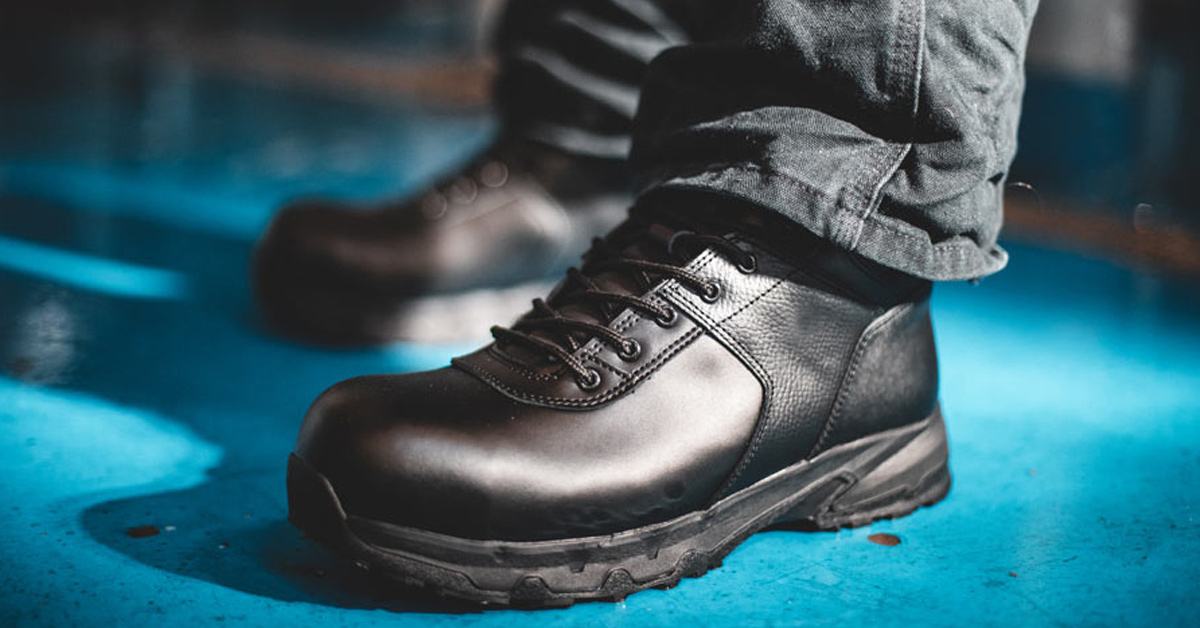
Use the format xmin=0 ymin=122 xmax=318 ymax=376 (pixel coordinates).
xmin=286 ymin=405 xmax=951 ymax=607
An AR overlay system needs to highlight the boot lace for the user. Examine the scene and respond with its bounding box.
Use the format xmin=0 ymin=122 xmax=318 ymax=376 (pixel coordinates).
xmin=490 ymin=219 xmax=757 ymax=388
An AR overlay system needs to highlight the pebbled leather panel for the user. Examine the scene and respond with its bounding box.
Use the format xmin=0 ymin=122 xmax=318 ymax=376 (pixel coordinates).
xmin=807 ymin=298 xmax=939 ymax=456
xmin=295 ymin=333 xmax=761 ymax=541
xmin=453 ymin=232 xmax=938 ymax=507
xmin=454 ymin=237 xmax=823 ymax=410
xmin=660 ymin=239 xmax=882 ymax=498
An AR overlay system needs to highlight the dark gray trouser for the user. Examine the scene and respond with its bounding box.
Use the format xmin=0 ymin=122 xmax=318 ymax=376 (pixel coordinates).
xmin=494 ymin=0 xmax=1040 ymax=281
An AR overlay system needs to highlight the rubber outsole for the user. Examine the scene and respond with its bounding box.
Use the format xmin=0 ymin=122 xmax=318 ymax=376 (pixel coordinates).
xmin=287 ymin=406 xmax=951 ymax=607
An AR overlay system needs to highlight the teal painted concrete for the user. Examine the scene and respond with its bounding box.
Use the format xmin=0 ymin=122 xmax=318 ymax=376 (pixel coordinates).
xmin=2 ymin=39 xmax=1199 ymax=628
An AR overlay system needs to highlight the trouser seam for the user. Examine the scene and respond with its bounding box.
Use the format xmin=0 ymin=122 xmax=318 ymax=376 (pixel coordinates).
xmin=842 ymin=142 xmax=912 ymax=250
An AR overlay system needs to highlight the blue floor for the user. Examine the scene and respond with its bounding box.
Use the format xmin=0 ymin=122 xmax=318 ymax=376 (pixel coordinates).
xmin=2 ymin=39 xmax=1200 ymax=628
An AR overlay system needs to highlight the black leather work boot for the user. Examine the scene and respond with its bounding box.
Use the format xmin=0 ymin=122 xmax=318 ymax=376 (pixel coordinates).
xmin=252 ymin=140 xmax=630 ymax=344
xmin=286 ymin=203 xmax=950 ymax=606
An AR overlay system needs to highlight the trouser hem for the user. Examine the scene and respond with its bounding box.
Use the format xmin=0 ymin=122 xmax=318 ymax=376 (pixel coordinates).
xmin=643 ymin=163 xmax=1008 ymax=281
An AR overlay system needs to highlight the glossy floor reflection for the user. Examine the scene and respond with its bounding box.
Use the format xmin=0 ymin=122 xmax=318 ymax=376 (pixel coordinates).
xmin=2 ymin=36 xmax=1199 ymax=628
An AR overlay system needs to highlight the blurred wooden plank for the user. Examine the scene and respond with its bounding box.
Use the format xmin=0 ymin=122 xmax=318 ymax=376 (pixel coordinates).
xmin=1005 ymin=198 xmax=1200 ymax=275
xmin=92 ymin=22 xmax=496 ymax=108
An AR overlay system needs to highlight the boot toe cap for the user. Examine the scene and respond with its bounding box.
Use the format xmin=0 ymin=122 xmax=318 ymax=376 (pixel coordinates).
xmin=293 ymin=369 xmax=507 ymax=538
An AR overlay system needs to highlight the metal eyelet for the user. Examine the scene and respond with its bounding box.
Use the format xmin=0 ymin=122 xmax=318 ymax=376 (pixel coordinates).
xmin=700 ymin=281 xmax=722 ymax=303
xmin=737 ymin=255 xmax=758 ymax=274
xmin=478 ymin=161 xmax=509 ymax=188
xmin=655 ymin=306 xmax=679 ymax=327
xmin=419 ymin=192 xmax=448 ymax=220
xmin=448 ymin=177 xmax=478 ymax=204
xmin=617 ymin=339 xmax=642 ymax=361
xmin=576 ymin=368 xmax=602 ymax=391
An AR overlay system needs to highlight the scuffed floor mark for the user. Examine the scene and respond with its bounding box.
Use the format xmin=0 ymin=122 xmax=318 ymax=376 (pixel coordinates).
xmin=868 ymin=533 xmax=901 ymax=547
xmin=126 ymin=525 xmax=161 ymax=539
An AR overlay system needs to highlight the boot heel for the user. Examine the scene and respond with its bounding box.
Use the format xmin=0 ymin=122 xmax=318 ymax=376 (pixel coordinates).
xmin=781 ymin=406 xmax=951 ymax=531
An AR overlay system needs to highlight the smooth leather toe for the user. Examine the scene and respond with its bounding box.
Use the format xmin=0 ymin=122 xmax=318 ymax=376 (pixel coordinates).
xmin=295 ymin=333 xmax=762 ymax=541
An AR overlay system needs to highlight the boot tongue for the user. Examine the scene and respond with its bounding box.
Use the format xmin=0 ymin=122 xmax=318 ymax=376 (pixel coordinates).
xmin=562 ymin=221 xmax=678 ymax=307
xmin=500 ymin=210 xmax=694 ymax=366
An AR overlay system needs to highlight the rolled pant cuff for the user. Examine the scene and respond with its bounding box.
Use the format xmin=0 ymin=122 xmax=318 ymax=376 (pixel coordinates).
xmin=643 ymin=163 xmax=1009 ymax=282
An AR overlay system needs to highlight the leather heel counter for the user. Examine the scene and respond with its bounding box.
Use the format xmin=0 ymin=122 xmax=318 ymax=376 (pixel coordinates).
xmin=811 ymin=299 xmax=939 ymax=456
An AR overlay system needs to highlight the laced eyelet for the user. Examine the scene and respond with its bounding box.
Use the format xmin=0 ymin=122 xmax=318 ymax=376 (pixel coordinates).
xmin=448 ymin=177 xmax=478 ymax=204
xmin=575 ymin=368 xmax=602 ymax=391
xmin=420 ymin=192 xmax=448 ymax=220
xmin=617 ymin=339 xmax=642 ymax=361
xmin=700 ymin=281 xmax=722 ymax=303
xmin=655 ymin=306 xmax=679 ymax=327
xmin=737 ymin=255 xmax=758 ymax=274
xmin=478 ymin=161 xmax=509 ymax=188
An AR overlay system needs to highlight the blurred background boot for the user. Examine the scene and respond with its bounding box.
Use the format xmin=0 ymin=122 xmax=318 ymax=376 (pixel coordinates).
xmin=252 ymin=138 xmax=631 ymax=345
